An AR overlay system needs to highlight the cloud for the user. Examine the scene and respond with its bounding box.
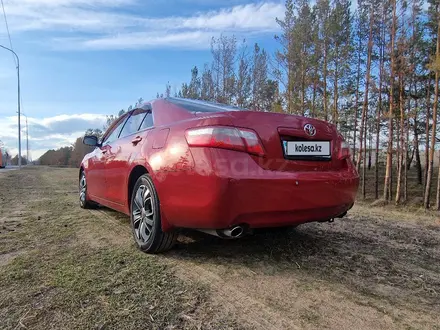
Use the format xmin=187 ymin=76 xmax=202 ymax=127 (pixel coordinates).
xmin=0 ymin=113 xmax=106 ymax=159
xmin=59 ymin=31 xmax=213 ymax=50
xmin=3 ymin=0 xmax=283 ymax=49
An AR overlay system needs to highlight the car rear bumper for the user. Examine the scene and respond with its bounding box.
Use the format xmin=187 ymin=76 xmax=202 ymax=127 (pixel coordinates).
xmin=157 ymin=149 xmax=359 ymax=230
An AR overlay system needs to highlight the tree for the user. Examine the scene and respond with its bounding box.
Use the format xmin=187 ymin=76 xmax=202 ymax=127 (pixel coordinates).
xmin=252 ymin=43 xmax=268 ymax=110
xmin=351 ymin=8 xmax=367 ymax=161
xmin=374 ymin=1 xmax=389 ymax=199
xmin=328 ymin=0 xmax=352 ymax=126
xmin=275 ymin=0 xmax=295 ymax=113
xmin=165 ymin=82 xmax=171 ymax=98
xmin=357 ymin=1 xmax=376 ymax=199
xmin=261 ymin=80 xmax=281 ymax=112
xmin=211 ymin=35 xmax=237 ymax=103
xmin=316 ymin=0 xmax=331 ymax=120
xmin=201 ymin=64 xmax=215 ymax=101
xmin=395 ymin=0 xmax=411 ymax=204
xmin=424 ymin=0 xmax=440 ymax=209
xmin=11 ymin=155 xmax=28 ymax=166
xmin=236 ymin=42 xmax=252 ymax=108
xmin=384 ymin=0 xmax=397 ymax=202
xmin=188 ymin=66 xmax=201 ymax=99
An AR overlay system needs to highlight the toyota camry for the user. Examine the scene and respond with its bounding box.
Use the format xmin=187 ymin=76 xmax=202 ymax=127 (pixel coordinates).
xmin=79 ymin=98 xmax=359 ymax=253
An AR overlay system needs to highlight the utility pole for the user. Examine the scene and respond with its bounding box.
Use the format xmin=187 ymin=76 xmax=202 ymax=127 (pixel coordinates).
xmin=0 ymin=44 xmax=21 ymax=169
xmin=21 ymin=113 xmax=30 ymax=163
xmin=26 ymin=116 xmax=29 ymax=163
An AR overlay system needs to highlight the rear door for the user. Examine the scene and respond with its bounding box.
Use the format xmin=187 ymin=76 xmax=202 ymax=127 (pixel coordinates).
xmin=104 ymin=108 xmax=154 ymax=205
xmin=88 ymin=115 xmax=128 ymax=199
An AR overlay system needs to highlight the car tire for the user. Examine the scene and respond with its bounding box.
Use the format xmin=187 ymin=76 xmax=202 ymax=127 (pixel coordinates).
xmin=79 ymin=171 xmax=97 ymax=209
xmin=130 ymin=174 xmax=177 ymax=254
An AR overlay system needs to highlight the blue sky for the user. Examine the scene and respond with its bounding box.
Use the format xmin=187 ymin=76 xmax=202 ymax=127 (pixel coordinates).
xmin=0 ymin=0 xmax=283 ymax=159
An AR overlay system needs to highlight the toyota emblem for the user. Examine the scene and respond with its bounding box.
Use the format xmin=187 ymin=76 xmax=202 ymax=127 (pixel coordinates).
xmin=304 ymin=124 xmax=316 ymax=137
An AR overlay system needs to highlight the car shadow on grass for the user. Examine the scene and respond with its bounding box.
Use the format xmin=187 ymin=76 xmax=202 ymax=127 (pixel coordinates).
xmin=169 ymin=218 xmax=440 ymax=309
xmin=94 ymin=204 xmax=440 ymax=309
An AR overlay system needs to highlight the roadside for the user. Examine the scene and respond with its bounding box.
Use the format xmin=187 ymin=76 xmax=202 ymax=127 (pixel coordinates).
xmin=0 ymin=166 xmax=18 ymax=175
xmin=1 ymin=167 xmax=439 ymax=329
xmin=0 ymin=167 xmax=240 ymax=330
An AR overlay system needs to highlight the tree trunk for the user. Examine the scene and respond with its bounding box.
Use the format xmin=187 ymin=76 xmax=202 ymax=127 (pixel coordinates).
xmin=358 ymin=7 xmax=374 ymax=199
xmin=368 ymin=133 xmax=372 ymax=170
xmin=423 ymin=11 xmax=440 ymax=209
xmin=436 ymin=150 xmax=440 ymax=209
xmin=404 ymin=98 xmax=410 ymax=202
xmin=301 ymin=43 xmax=306 ymax=116
xmin=414 ymin=86 xmax=423 ymax=185
xmin=323 ymin=40 xmax=328 ymax=121
xmin=375 ymin=20 xmax=385 ymax=199
xmin=424 ymin=11 xmax=440 ymax=209
xmin=424 ymin=82 xmax=431 ymax=188
xmin=389 ymin=122 xmax=394 ymax=202
xmin=312 ymin=69 xmax=317 ymax=118
xmin=384 ymin=0 xmax=397 ymax=202
xmin=396 ymin=72 xmax=405 ymax=205
xmin=333 ymin=51 xmax=339 ymax=127
xmin=352 ymin=24 xmax=362 ymax=163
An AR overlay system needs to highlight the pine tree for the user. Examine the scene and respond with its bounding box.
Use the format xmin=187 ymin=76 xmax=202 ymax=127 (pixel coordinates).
xmin=316 ymin=0 xmax=331 ymax=120
xmin=357 ymin=1 xmax=376 ymax=199
xmin=328 ymin=0 xmax=352 ymax=126
xmin=201 ymin=64 xmax=215 ymax=101
xmin=384 ymin=0 xmax=397 ymax=202
xmin=275 ymin=0 xmax=296 ymax=113
xmin=424 ymin=0 xmax=440 ymax=209
xmin=188 ymin=66 xmax=201 ymax=99
xmin=252 ymin=43 xmax=268 ymax=110
xmin=236 ymin=42 xmax=252 ymax=108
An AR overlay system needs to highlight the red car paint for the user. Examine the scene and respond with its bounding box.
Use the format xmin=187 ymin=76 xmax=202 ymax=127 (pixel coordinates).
xmin=80 ymin=98 xmax=359 ymax=232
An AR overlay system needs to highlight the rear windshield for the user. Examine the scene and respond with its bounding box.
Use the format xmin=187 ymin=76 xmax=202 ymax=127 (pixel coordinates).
xmin=166 ymin=97 xmax=245 ymax=113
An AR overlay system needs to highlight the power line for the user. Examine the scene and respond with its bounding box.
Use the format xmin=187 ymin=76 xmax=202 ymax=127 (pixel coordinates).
xmin=1 ymin=0 xmax=16 ymax=66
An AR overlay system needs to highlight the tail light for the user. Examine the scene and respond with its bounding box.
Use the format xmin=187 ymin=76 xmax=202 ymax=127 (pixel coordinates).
xmin=338 ymin=141 xmax=351 ymax=160
xmin=185 ymin=126 xmax=265 ymax=157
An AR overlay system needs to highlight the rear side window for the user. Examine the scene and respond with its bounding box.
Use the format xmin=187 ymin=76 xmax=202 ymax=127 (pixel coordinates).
xmin=139 ymin=112 xmax=154 ymax=130
xmin=119 ymin=109 xmax=149 ymax=138
xmin=166 ymin=97 xmax=245 ymax=113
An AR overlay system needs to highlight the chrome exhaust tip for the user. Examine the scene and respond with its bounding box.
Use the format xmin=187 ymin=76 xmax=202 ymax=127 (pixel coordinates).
xmin=223 ymin=226 xmax=244 ymax=238
xmin=197 ymin=225 xmax=246 ymax=239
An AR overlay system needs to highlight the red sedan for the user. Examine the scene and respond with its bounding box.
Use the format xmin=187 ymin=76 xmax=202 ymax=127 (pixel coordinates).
xmin=80 ymin=98 xmax=359 ymax=253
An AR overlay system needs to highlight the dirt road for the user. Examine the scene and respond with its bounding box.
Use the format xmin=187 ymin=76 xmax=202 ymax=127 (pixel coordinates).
xmin=1 ymin=167 xmax=439 ymax=329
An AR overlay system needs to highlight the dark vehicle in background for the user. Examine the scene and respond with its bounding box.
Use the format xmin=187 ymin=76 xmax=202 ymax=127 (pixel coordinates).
xmin=79 ymin=98 xmax=359 ymax=253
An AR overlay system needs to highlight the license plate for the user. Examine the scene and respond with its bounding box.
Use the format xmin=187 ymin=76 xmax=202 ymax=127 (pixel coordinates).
xmin=284 ymin=141 xmax=331 ymax=157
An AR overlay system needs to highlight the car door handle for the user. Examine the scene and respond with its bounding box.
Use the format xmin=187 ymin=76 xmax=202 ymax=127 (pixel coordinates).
xmin=132 ymin=136 xmax=143 ymax=145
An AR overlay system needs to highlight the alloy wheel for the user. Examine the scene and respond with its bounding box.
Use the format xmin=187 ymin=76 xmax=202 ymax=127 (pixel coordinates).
xmin=132 ymin=185 xmax=155 ymax=243
xmin=79 ymin=174 xmax=87 ymax=205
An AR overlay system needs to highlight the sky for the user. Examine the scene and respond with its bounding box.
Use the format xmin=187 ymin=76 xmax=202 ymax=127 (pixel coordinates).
xmin=0 ymin=0 xmax=284 ymax=160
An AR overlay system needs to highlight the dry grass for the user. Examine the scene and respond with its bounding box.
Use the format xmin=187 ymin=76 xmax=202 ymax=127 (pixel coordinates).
xmin=1 ymin=167 xmax=440 ymax=330
xmin=0 ymin=167 xmax=240 ymax=330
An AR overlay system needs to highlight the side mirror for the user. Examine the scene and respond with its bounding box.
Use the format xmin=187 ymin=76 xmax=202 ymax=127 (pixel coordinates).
xmin=83 ymin=135 xmax=100 ymax=147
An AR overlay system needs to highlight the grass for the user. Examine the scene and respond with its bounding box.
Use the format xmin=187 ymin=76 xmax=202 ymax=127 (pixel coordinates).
xmin=1 ymin=245 xmax=210 ymax=329
xmin=2 ymin=166 xmax=440 ymax=330
xmin=0 ymin=167 xmax=240 ymax=330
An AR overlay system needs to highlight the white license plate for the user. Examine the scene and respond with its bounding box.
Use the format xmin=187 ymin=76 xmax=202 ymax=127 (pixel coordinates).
xmin=284 ymin=141 xmax=331 ymax=157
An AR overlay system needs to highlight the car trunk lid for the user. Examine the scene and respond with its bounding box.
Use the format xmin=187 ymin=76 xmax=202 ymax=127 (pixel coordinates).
xmin=196 ymin=111 xmax=345 ymax=172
